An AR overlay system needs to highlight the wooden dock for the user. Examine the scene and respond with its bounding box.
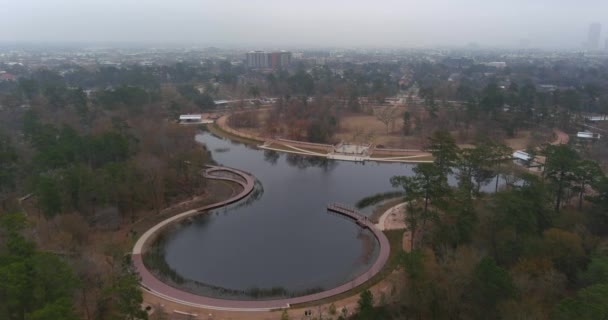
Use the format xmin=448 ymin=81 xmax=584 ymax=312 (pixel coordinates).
xmin=327 ymin=203 xmax=371 ymax=228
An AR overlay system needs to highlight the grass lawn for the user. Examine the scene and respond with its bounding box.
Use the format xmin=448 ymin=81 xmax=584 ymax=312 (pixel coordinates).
xmin=206 ymin=123 xmax=264 ymax=145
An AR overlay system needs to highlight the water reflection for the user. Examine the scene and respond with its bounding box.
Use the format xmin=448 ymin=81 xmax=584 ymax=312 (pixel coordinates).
xmin=285 ymin=153 xmax=338 ymax=172
xmin=159 ymin=131 xmax=508 ymax=300
xmin=231 ymin=181 xmax=264 ymax=210
xmin=263 ymin=150 xmax=280 ymax=165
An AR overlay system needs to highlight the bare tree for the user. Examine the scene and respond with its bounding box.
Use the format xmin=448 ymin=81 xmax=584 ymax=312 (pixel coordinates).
xmin=374 ymin=107 xmax=399 ymax=134
xmin=402 ymin=111 xmax=412 ymax=136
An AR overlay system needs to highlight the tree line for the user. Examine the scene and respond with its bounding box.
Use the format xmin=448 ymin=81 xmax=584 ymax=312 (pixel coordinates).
xmin=0 ymin=66 xmax=215 ymax=320
xmin=354 ymin=130 xmax=608 ymax=319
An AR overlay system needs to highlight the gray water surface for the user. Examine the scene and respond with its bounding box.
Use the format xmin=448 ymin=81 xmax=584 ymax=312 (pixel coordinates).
xmin=161 ymin=132 xmax=504 ymax=298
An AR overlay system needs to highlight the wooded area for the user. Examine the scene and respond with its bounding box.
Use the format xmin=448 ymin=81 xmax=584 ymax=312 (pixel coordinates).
xmin=0 ymin=66 xmax=212 ymax=320
xmin=0 ymin=57 xmax=607 ymax=319
xmin=352 ymin=131 xmax=608 ymax=319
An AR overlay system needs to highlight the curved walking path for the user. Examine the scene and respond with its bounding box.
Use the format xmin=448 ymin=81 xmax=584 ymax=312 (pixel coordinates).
xmin=133 ymin=166 xmax=391 ymax=312
xmin=215 ymin=114 xmax=432 ymax=163
xmin=376 ymin=202 xmax=408 ymax=231
xmin=375 ymin=202 xmax=414 ymax=252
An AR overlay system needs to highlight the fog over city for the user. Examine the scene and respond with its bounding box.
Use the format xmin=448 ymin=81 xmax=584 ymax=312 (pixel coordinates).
xmin=3 ymin=0 xmax=608 ymax=48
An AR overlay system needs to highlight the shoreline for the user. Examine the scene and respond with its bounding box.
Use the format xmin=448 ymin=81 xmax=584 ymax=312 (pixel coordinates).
xmin=212 ymin=114 xmax=434 ymax=163
xmin=133 ymin=165 xmax=391 ymax=311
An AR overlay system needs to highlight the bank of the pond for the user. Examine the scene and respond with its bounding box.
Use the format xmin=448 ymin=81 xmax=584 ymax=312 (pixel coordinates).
xmin=212 ymin=115 xmax=433 ymax=163
xmin=291 ymin=229 xmax=405 ymax=309
xmin=134 ymin=163 xmax=392 ymax=311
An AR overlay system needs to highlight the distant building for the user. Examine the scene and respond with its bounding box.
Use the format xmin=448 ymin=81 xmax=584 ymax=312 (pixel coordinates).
xmin=442 ymin=57 xmax=474 ymax=69
xmin=513 ymin=150 xmax=533 ymax=163
xmin=538 ymin=84 xmax=558 ymax=93
xmin=246 ymin=51 xmax=269 ymax=69
xmin=484 ymin=62 xmax=507 ymax=69
xmin=179 ymin=114 xmax=202 ymax=123
xmin=214 ymin=100 xmax=230 ymax=107
xmin=0 ymin=72 xmax=16 ymax=82
xmin=179 ymin=114 xmax=213 ymax=124
xmin=328 ymin=142 xmax=371 ymax=162
xmin=270 ymin=52 xmax=279 ymax=69
xmin=512 ymin=150 xmax=543 ymax=169
xmin=246 ymin=50 xmax=291 ymax=69
xmin=587 ymin=23 xmax=602 ymax=50
xmin=584 ymin=114 xmax=608 ymax=122
xmin=577 ymin=131 xmax=601 ymax=140
xmin=278 ymin=51 xmax=291 ymax=68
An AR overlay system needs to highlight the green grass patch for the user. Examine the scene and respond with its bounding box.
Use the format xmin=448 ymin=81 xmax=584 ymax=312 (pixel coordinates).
xmin=206 ymin=123 xmax=264 ymax=146
xmin=356 ymin=191 xmax=404 ymax=209
xmin=369 ymin=198 xmax=406 ymax=223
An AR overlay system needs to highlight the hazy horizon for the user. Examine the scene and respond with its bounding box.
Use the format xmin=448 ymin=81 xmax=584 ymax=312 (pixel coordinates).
xmin=3 ymin=0 xmax=608 ymax=49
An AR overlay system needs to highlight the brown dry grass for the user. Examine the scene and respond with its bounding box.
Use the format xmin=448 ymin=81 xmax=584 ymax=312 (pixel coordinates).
xmin=226 ymin=107 xmax=535 ymax=152
xmin=228 ymin=109 xmax=272 ymax=138
xmin=336 ymin=112 xmax=426 ymax=148
xmin=336 ymin=108 xmax=536 ymax=150
xmin=504 ymin=130 xmax=532 ymax=150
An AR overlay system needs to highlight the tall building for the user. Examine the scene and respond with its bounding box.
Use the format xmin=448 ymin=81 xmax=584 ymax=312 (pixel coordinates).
xmin=270 ymin=52 xmax=280 ymax=69
xmin=587 ymin=23 xmax=602 ymax=50
xmin=276 ymin=51 xmax=291 ymax=69
xmin=246 ymin=51 xmax=291 ymax=69
xmin=605 ymin=39 xmax=608 ymax=51
xmin=246 ymin=51 xmax=270 ymax=69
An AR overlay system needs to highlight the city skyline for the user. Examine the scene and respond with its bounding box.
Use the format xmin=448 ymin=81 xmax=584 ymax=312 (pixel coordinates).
xmin=2 ymin=0 xmax=608 ymax=49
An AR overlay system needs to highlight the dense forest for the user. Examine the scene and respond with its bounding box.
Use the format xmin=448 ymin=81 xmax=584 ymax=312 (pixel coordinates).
xmin=0 ymin=66 xmax=211 ymax=319
xmin=349 ymin=131 xmax=608 ymax=319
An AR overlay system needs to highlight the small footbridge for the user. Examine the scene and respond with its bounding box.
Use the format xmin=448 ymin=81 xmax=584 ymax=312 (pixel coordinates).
xmin=327 ymin=203 xmax=372 ymax=229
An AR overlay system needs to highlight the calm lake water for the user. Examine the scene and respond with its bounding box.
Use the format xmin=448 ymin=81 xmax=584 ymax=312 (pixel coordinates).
xmin=160 ymin=132 xmax=416 ymax=298
xmin=160 ymin=132 xmax=503 ymax=299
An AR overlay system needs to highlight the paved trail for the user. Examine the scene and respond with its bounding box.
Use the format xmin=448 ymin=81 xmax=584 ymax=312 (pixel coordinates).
xmin=134 ymin=166 xmax=391 ymax=312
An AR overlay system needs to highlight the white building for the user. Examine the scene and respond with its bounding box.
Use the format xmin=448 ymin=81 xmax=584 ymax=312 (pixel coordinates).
xmin=484 ymin=62 xmax=507 ymax=68
xmin=179 ymin=114 xmax=214 ymax=124
xmin=246 ymin=51 xmax=269 ymax=69
xmin=512 ymin=150 xmax=544 ymax=169
xmin=179 ymin=114 xmax=202 ymax=123
xmin=585 ymin=114 xmax=608 ymax=122
xmin=577 ymin=131 xmax=601 ymax=140
xmin=513 ymin=150 xmax=532 ymax=162
xmin=328 ymin=142 xmax=372 ymax=162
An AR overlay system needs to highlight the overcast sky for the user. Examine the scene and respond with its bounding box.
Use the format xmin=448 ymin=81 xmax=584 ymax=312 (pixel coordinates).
xmin=2 ymin=0 xmax=608 ymax=49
